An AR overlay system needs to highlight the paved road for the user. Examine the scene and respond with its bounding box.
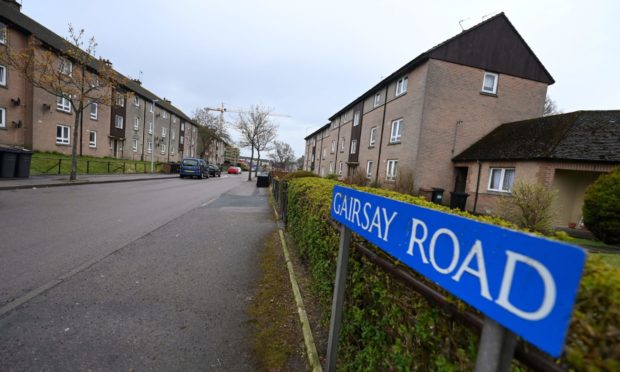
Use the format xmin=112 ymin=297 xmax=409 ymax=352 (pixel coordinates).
xmin=0 ymin=174 xmax=272 ymax=371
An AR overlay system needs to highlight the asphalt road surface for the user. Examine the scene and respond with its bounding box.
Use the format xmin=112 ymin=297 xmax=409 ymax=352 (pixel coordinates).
xmin=0 ymin=174 xmax=273 ymax=371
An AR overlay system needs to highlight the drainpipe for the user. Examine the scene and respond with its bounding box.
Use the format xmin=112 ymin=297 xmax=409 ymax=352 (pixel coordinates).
xmin=140 ymin=99 xmax=147 ymax=161
xmin=473 ymin=160 xmax=482 ymax=214
xmin=374 ymin=85 xmax=390 ymax=181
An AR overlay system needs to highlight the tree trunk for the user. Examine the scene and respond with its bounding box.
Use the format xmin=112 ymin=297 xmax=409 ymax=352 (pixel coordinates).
xmin=255 ymin=150 xmax=260 ymax=178
xmin=248 ymin=147 xmax=254 ymax=181
xmin=70 ymin=103 xmax=82 ymax=181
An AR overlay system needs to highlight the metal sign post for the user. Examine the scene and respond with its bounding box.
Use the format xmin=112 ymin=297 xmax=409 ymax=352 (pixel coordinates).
xmin=326 ymin=225 xmax=352 ymax=372
xmin=475 ymin=317 xmax=518 ymax=372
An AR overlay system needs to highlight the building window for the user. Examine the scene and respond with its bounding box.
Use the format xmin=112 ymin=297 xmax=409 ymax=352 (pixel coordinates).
xmin=320 ymin=167 xmax=325 ymax=177
xmin=59 ymin=58 xmax=72 ymax=76
xmin=115 ymin=115 xmax=124 ymax=129
xmin=173 ymin=117 xmax=176 ymax=123
xmin=171 ymin=129 xmax=175 ymax=140
xmin=395 ymin=76 xmax=408 ymax=96
xmin=390 ymin=119 xmax=403 ymax=143
xmin=338 ymin=161 xmax=343 ymax=175
xmin=56 ymin=95 xmax=71 ymax=113
xmin=132 ymin=139 xmax=138 ymax=152
xmin=369 ymin=127 xmax=377 ymax=147
xmin=180 ymin=136 xmax=184 ymax=144
xmin=322 ymin=148 xmax=326 ymax=159
xmin=149 ymin=102 xmax=154 ymax=112
xmin=148 ymin=121 xmax=153 ymax=134
xmin=482 ymin=72 xmax=498 ymax=94
xmin=340 ymin=137 xmax=345 ymax=152
xmin=56 ymin=125 xmax=70 ymax=144
xmin=116 ymin=94 xmax=125 ymax=107
xmin=134 ymin=117 xmax=140 ymax=131
xmin=386 ymin=160 xmax=398 ymax=181
xmin=0 ymin=64 xmax=6 ymax=86
xmin=161 ymin=144 xmax=166 ymax=154
xmin=89 ymin=131 xmax=97 ymax=148
xmin=90 ymin=102 xmax=98 ymax=120
xmin=162 ymin=111 xmax=167 ymax=119
xmin=488 ymin=168 xmax=515 ymax=192
xmin=366 ymin=161 xmax=373 ymax=179
xmin=353 ymin=111 xmax=360 ymax=126
xmin=0 ymin=22 xmax=6 ymax=44
xmin=331 ymin=140 xmax=336 ymax=153
xmin=162 ymin=126 xmax=166 ymax=137
xmin=374 ymin=92 xmax=381 ymax=107
xmin=350 ymin=139 xmax=357 ymax=154
xmin=0 ymin=107 xmax=6 ymax=128
xmin=134 ymin=96 xmax=140 ymax=106
xmin=181 ymin=122 xmax=185 ymax=131
xmin=147 ymin=141 xmax=153 ymax=153
xmin=329 ymin=162 xmax=334 ymax=173
xmin=170 ymin=146 xmax=175 ymax=155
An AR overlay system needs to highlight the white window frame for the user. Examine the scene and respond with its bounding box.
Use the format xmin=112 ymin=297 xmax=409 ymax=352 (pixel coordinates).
xmin=0 ymin=107 xmax=6 ymax=129
xmin=160 ymin=143 xmax=166 ymax=154
xmin=116 ymin=94 xmax=125 ymax=107
xmin=115 ymin=115 xmax=124 ymax=129
xmin=350 ymin=139 xmax=357 ymax=154
xmin=373 ymin=92 xmax=381 ymax=107
xmin=147 ymin=141 xmax=153 ymax=154
xmin=386 ymin=160 xmax=398 ymax=181
xmin=171 ymin=129 xmax=175 ymax=140
xmin=482 ymin=72 xmax=498 ymax=94
xmin=395 ymin=76 xmax=408 ymax=96
xmin=0 ymin=22 xmax=6 ymax=45
xmin=353 ymin=111 xmax=360 ymax=126
xmin=132 ymin=139 xmax=138 ymax=152
xmin=134 ymin=96 xmax=140 ymax=107
xmin=0 ymin=64 xmax=6 ymax=86
xmin=56 ymin=124 xmax=70 ymax=145
xmin=369 ymin=127 xmax=377 ymax=147
xmin=149 ymin=102 xmax=154 ymax=113
xmin=89 ymin=131 xmax=97 ymax=148
xmin=148 ymin=121 xmax=153 ymax=134
xmin=366 ymin=161 xmax=373 ymax=179
xmin=59 ymin=58 xmax=72 ymax=76
xmin=329 ymin=162 xmax=334 ymax=173
xmin=90 ymin=102 xmax=98 ymax=120
xmin=340 ymin=137 xmax=345 ymax=152
xmin=134 ymin=117 xmax=140 ymax=131
xmin=390 ymin=119 xmax=403 ymax=143
xmin=170 ymin=146 xmax=175 ymax=155
xmin=338 ymin=161 xmax=343 ymax=175
xmin=56 ymin=95 xmax=71 ymax=113
xmin=331 ymin=140 xmax=336 ymax=153
xmin=488 ymin=168 xmax=515 ymax=192
xmin=181 ymin=122 xmax=185 ymax=131
xmin=162 ymin=111 xmax=167 ymax=119
xmin=180 ymin=136 xmax=184 ymax=144
xmin=162 ymin=126 xmax=166 ymax=137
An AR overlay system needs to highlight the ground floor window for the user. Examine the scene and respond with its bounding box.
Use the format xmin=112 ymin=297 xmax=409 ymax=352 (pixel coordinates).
xmin=56 ymin=125 xmax=70 ymax=144
xmin=0 ymin=107 xmax=5 ymax=128
xmin=338 ymin=161 xmax=343 ymax=175
xmin=366 ymin=160 xmax=374 ymax=179
xmin=132 ymin=139 xmax=138 ymax=152
xmin=488 ymin=168 xmax=515 ymax=192
xmin=89 ymin=131 xmax=96 ymax=148
xmin=386 ymin=159 xmax=398 ymax=181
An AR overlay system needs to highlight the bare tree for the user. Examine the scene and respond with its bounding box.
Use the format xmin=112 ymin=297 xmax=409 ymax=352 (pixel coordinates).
xmin=254 ymin=122 xmax=277 ymax=176
xmin=0 ymin=25 xmax=128 ymax=180
xmin=543 ymin=95 xmax=561 ymax=116
xmin=269 ymin=140 xmax=296 ymax=170
xmin=192 ymin=108 xmax=231 ymax=162
xmin=235 ymin=105 xmax=277 ymax=181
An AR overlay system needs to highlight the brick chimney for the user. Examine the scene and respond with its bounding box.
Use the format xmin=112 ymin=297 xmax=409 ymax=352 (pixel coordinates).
xmin=2 ymin=0 xmax=21 ymax=11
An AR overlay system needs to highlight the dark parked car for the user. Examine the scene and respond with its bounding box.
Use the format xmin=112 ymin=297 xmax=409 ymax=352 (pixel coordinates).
xmin=179 ymin=158 xmax=209 ymax=179
xmin=207 ymin=164 xmax=221 ymax=177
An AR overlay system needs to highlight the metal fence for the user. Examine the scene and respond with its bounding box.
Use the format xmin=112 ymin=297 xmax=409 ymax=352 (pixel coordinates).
xmin=270 ymin=177 xmax=561 ymax=371
xmin=31 ymin=157 xmax=164 ymax=176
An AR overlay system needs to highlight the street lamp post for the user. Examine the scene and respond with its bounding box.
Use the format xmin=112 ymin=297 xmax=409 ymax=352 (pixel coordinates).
xmin=151 ymin=99 xmax=158 ymax=174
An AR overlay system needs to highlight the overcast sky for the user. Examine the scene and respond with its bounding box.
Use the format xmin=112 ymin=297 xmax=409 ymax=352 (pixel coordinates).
xmin=21 ymin=0 xmax=620 ymax=158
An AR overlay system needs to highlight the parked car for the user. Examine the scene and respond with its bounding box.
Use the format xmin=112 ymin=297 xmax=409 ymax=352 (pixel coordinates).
xmin=227 ymin=166 xmax=242 ymax=174
xmin=207 ymin=164 xmax=221 ymax=177
xmin=180 ymin=158 xmax=209 ymax=179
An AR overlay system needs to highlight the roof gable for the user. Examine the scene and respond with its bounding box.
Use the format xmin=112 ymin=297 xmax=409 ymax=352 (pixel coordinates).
xmin=453 ymin=111 xmax=620 ymax=163
xmin=428 ymin=13 xmax=554 ymax=84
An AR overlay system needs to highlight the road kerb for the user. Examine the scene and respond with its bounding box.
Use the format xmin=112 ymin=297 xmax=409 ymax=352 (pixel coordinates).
xmin=273 ymin=205 xmax=323 ymax=372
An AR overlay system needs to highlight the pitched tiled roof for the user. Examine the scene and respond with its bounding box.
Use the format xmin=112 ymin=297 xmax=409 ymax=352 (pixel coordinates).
xmin=0 ymin=2 xmax=195 ymax=125
xmin=328 ymin=12 xmax=554 ymax=121
xmin=453 ymin=111 xmax=620 ymax=163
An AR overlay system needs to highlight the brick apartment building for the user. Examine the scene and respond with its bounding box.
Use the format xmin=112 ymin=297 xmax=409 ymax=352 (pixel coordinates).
xmin=0 ymin=0 xmax=198 ymax=163
xmin=305 ymin=13 xmax=554 ymax=205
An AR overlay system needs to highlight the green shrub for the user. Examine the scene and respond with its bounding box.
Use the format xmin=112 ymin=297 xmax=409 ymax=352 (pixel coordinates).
xmin=325 ymin=173 xmax=339 ymax=180
xmin=583 ymin=168 xmax=620 ymax=245
xmin=496 ymin=181 xmax=558 ymax=235
xmin=286 ymin=177 xmax=620 ymax=371
xmin=281 ymin=170 xmax=319 ymax=181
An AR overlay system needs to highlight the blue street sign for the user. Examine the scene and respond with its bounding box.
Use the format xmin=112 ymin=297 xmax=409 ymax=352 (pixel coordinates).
xmin=330 ymin=185 xmax=586 ymax=357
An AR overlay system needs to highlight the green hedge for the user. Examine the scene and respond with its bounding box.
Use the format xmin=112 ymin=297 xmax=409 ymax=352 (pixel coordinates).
xmin=286 ymin=177 xmax=620 ymax=371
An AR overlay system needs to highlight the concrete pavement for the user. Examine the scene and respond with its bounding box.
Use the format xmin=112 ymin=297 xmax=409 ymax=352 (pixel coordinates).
xmin=0 ymin=173 xmax=180 ymax=190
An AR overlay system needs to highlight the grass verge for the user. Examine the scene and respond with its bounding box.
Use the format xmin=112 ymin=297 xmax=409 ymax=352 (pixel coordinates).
xmin=31 ymin=152 xmax=164 ymax=175
xmin=247 ymin=231 xmax=306 ymax=370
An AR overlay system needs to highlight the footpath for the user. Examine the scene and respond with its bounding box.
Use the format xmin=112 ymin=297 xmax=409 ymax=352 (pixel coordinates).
xmin=0 ymin=173 xmax=179 ymax=191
